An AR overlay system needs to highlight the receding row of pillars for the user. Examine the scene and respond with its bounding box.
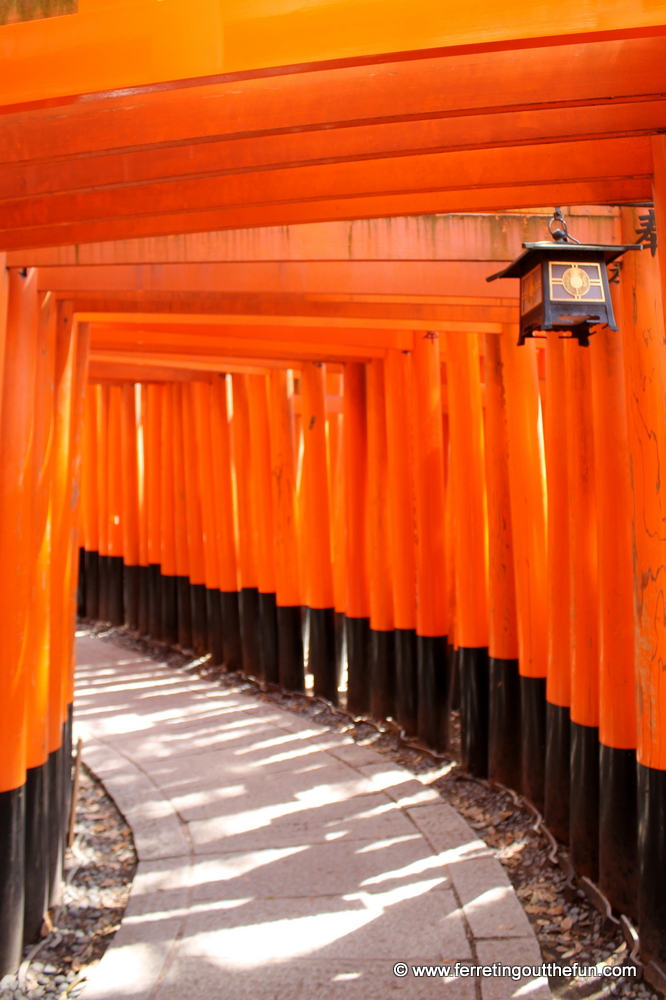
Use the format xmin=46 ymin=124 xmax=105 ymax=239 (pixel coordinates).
xmin=3 ymin=201 xmax=666 ymax=976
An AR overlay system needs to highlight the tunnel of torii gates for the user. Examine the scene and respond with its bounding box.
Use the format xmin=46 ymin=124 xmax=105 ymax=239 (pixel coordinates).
xmin=3 ymin=0 xmax=666 ymax=987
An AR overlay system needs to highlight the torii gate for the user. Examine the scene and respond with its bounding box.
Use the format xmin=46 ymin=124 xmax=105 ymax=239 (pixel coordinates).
xmin=2 ymin=0 xmax=666 ymax=984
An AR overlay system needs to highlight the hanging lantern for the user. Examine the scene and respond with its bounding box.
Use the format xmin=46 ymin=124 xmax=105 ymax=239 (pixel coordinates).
xmin=487 ymin=208 xmax=642 ymax=346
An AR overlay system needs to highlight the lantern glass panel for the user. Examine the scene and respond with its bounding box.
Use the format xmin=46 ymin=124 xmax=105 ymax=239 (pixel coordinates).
xmin=521 ymin=264 xmax=542 ymax=314
xmin=548 ymin=261 xmax=605 ymax=303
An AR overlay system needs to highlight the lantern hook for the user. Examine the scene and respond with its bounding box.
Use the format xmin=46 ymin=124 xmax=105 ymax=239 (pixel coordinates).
xmin=548 ymin=207 xmax=581 ymax=245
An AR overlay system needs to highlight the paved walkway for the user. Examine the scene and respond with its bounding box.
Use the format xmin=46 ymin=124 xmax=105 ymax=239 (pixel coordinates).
xmin=74 ymin=635 xmax=550 ymax=1000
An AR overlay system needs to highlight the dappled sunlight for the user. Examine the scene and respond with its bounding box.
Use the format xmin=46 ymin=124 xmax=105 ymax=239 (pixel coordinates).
xmin=360 ymin=852 xmax=457 ymax=887
xmin=76 ymin=657 xmax=151 ymax=670
xmin=186 ymin=908 xmax=379 ymax=967
xmin=171 ymin=785 xmax=247 ymax=811
xmin=514 ymin=978 xmax=551 ymax=997
xmin=355 ymin=835 xmax=421 ymax=853
xmin=295 ymin=780 xmax=373 ymax=807
xmin=77 ymin=676 xmax=198 ymax=696
xmin=120 ymin=723 xmax=309 ymax=765
xmin=170 ymin=782 xmax=397 ymax=839
xmin=189 ymin=846 xmax=310 ymax=890
xmin=120 ymin=898 xmax=255 ymax=928
xmin=345 ymin=875 xmax=449 ymax=911
xmin=174 ymin=848 xmax=460 ymax=969
xmin=233 ymin=729 xmax=324 ymax=751
xmin=359 ymin=841 xmax=488 ymax=887
xmin=231 ymin=735 xmax=325 ymax=761
xmin=166 ymin=774 xmax=416 ymax=851
xmin=82 ymin=710 xmax=161 ymax=735
xmin=74 ymin=638 xmax=545 ymax=1000
xmin=82 ymin=940 xmax=162 ymax=999
xmin=463 ymin=884 xmax=514 ymax=917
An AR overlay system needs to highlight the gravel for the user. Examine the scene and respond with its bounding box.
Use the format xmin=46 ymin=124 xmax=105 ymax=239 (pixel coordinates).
xmin=1 ymin=764 xmax=137 ymax=1000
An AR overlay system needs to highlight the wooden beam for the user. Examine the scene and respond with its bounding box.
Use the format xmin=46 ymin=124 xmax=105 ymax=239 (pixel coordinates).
xmin=0 ymin=137 xmax=649 ymax=235
xmin=1 ymin=4 xmax=666 ymax=108
xmin=35 ymin=262 xmax=526 ymax=323
xmin=0 ymin=100 xmax=663 ymax=207
xmin=53 ymin=293 xmax=524 ymax=329
xmin=86 ymin=358 xmax=344 ymax=382
xmin=87 ymin=320 xmax=415 ymax=355
xmin=0 ymin=178 xmax=649 ymax=250
xmin=18 ymin=211 xmax=619 ymax=268
xmin=88 ymin=352 xmax=286 ymax=377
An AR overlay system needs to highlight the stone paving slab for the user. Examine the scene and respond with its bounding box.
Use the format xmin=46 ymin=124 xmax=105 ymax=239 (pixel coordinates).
xmin=75 ymin=635 xmax=550 ymax=1000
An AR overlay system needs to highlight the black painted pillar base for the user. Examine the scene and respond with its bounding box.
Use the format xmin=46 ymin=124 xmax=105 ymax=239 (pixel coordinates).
xmin=346 ymin=616 xmax=370 ymax=716
xmin=98 ymin=554 xmax=109 ymax=622
xmin=24 ymin=761 xmax=49 ymax=944
xmin=460 ymin=646 xmax=489 ymax=777
xmin=488 ymin=657 xmax=521 ymax=791
xmin=220 ymin=591 xmax=243 ymax=671
xmin=370 ymin=628 xmax=395 ymax=723
xmin=638 ymin=762 xmax=666 ymax=967
xmin=107 ymin=555 xmax=124 ymax=627
xmin=258 ymin=591 xmax=279 ymax=684
xmin=417 ymin=634 xmax=449 ymax=752
xmin=545 ymin=702 xmax=570 ymax=844
xmin=0 ymin=784 xmax=25 ymax=975
xmin=395 ymin=627 xmax=418 ymax=736
xmin=521 ymin=675 xmax=547 ymax=811
xmin=570 ymin=720 xmax=600 ymax=882
xmin=123 ymin=563 xmax=140 ymax=631
xmin=84 ymin=550 xmax=99 ymax=621
xmin=138 ymin=565 xmax=150 ymax=636
xmin=63 ymin=710 xmax=73 ymax=866
xmin=277 ymin=605 xmax=304 ymax=691
xmin=206 ymin=588 xmax=224 ymax=666
xmin=148 ymin=564 xmax=162 ymax=640
xmin=65 ymin=704 xmax=73 ymax=783
xmin=334 ymin=611 xmax=346 ymax=690
xmin=47 ymin=746 xmax=63 ymax=907
xmin=161 ymin=575 xmax=178 ymax=646
xmin=239 ymin=587 xmax=261 ymax=678
xmin=176 ymin=576 xmax=193 ymax=651
xmin=302 ymin=607 xmax=311 ymax=667
xmin=448 ymin=645 xmax=460 ymax=712
xmin=309 ymin=606 xmax=338 ymax=704
xmin=77 ymin=546 xmax=86 ymax=618
xmin=600 ymin=744 xmax=637 ymax=919
xmin=190 ymin=583 xmax=208 ymax=656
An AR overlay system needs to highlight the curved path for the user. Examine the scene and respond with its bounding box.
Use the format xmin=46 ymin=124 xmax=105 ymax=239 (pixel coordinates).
xmin=74 ymin=635 xmax=550 ymax=1000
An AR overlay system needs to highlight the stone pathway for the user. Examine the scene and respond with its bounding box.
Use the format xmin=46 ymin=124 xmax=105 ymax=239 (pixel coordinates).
xmin=74 ymin=635 xmax=550 ymax=1000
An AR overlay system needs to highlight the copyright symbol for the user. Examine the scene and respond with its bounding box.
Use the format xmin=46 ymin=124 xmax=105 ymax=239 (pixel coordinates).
xmin=393 ymin=963 xmax=409 ymax=978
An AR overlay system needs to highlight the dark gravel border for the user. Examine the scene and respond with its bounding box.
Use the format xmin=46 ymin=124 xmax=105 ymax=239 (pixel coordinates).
xmin=0 ymin=763 xmax=137 ymax=1000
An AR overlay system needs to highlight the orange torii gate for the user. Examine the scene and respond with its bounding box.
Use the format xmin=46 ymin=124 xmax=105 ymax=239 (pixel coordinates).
xmin=0 ymin=216 xmax=662 ymax=982
xmin=0 ymin=29 xmax=663 ymax=246
xmin=0 ymin=211 xmax=640 ymax=924
xmin=2 ymin=0 xmax=666 ymax=983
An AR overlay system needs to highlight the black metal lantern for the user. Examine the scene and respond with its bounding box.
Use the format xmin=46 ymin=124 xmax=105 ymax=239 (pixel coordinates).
xmin=487 ymin=208 xmax=642 ymax=346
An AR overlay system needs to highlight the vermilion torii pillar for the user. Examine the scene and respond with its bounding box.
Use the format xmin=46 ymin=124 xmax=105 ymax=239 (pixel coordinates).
xmin=210 ymin=377 xmax=243 ymax=673
xmin=385 ymin=349 xmax=418 ymax=735
xmin=484 ymin=333 xmax=521 ymax=791
xmin=500 ymin=331 xmax=548 ymax=810
xmin=413 ymin=333 xmax=449 ymax=753
xmin=446 ymin=332 xmax=488 ymax=773
xmin=344 ymin=363 xmax=371 ymax=716
xmin=623 ymin=172 xmax=666 ymax=970
xmin=0 ymin=269 xmax=38 ymax=973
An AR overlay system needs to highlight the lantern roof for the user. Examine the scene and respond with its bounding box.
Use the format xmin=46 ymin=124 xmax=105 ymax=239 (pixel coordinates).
xmin=486 ymin=241 xmax=642 ymax=282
